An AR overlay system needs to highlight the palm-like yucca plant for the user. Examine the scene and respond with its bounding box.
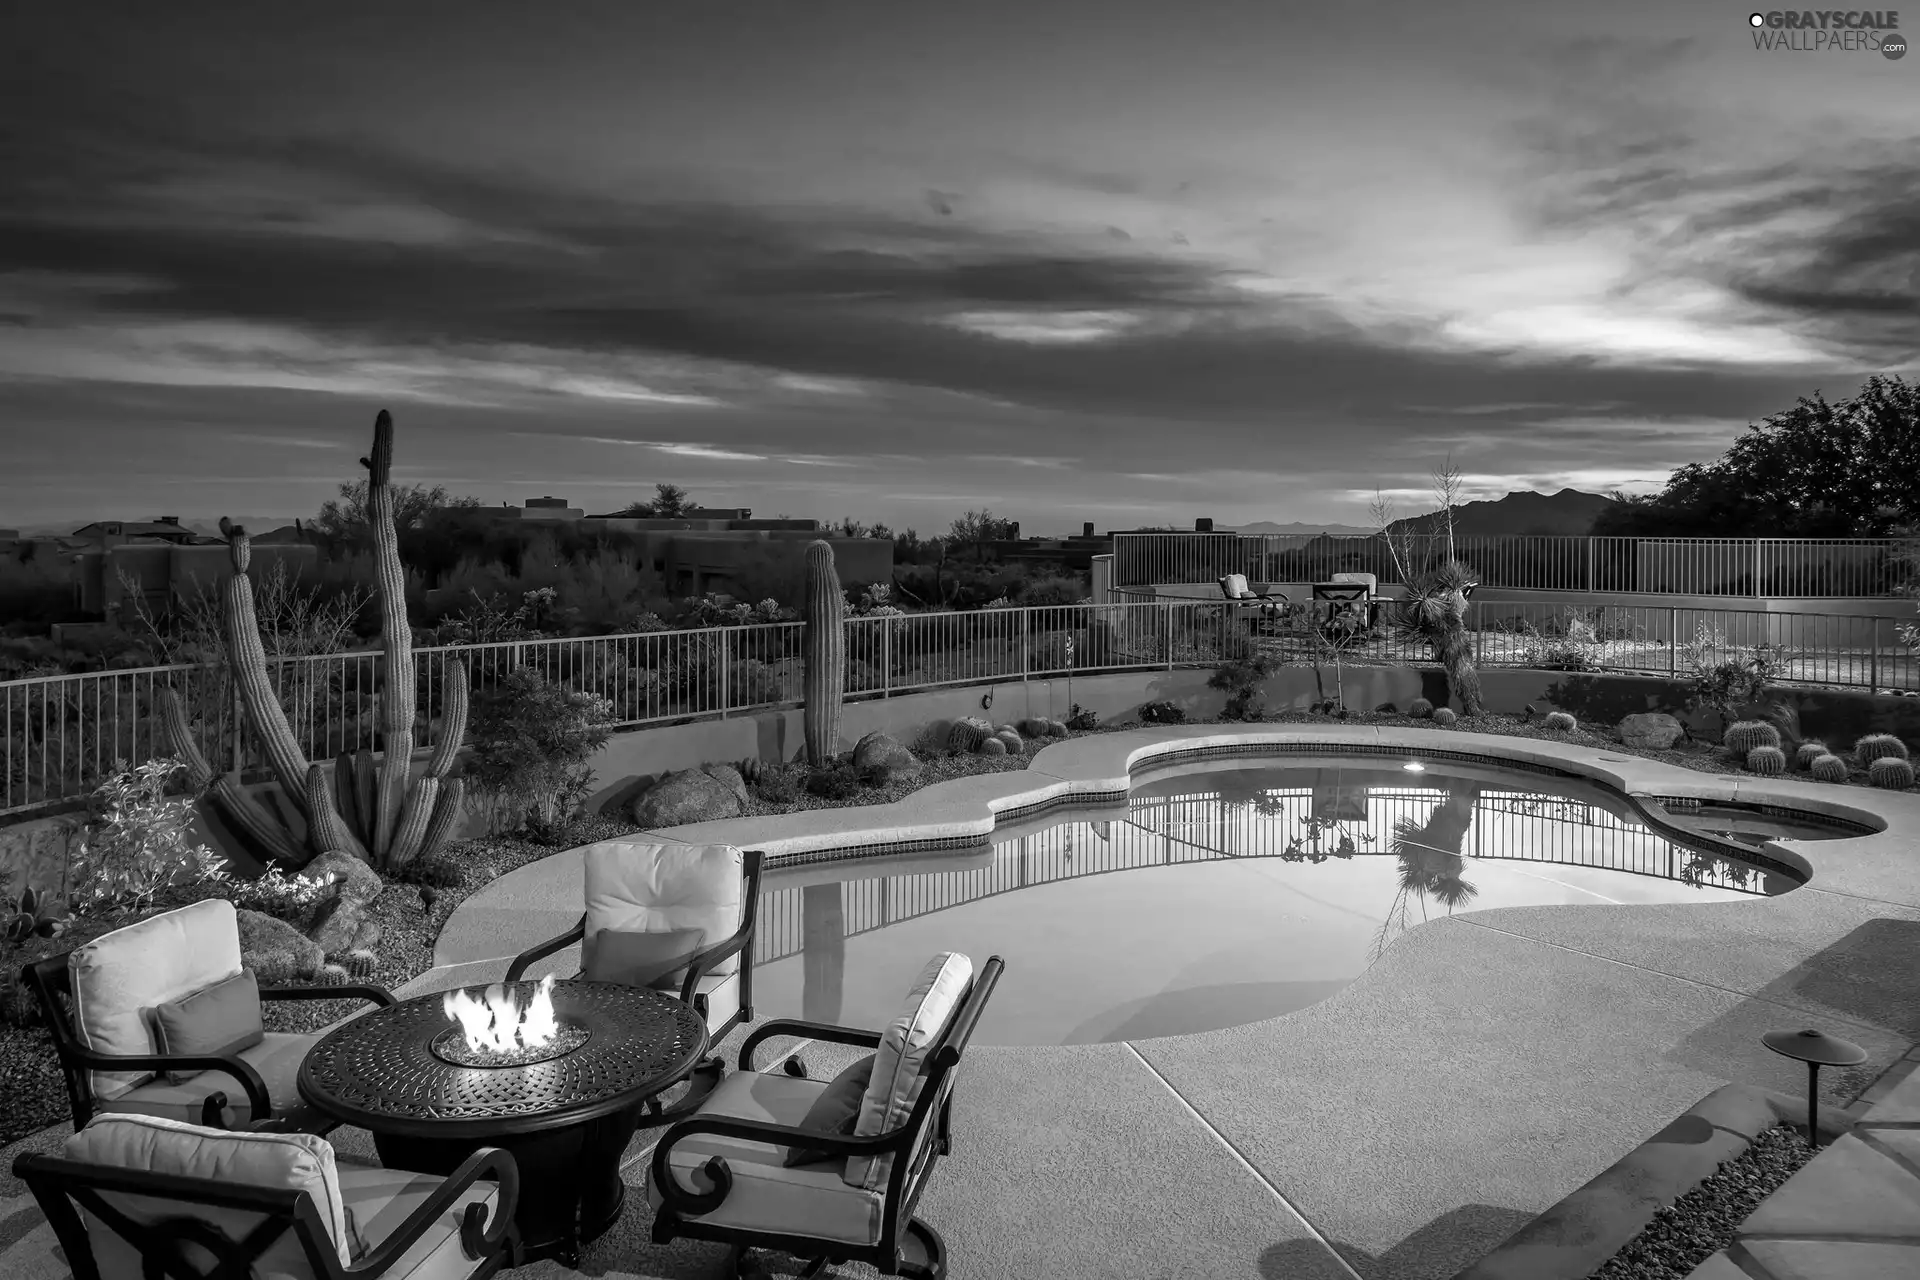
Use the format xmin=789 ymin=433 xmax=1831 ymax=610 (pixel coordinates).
xmin=1392 ymin=559 xmax=1485 ymax=716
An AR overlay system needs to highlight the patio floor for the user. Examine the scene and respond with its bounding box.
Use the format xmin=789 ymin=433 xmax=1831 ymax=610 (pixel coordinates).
xmin=4 ymin=725 xmax=1918 ymax=1279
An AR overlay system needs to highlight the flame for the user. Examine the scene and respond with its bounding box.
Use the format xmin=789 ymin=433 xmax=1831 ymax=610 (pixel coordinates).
xmin=442 ymin=975 xmax=560 ymax=1054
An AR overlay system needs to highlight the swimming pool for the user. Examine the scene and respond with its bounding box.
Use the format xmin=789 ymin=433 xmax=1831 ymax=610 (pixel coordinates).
xmin=747 ymin=755 xmax=1800 ymax=1045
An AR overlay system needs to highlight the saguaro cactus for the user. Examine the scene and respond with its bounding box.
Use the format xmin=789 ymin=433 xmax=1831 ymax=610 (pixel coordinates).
xmin=159 ymin=410 xmax=468 ymax=874
xmin=803 ymin=540 xmax=846 ymax=766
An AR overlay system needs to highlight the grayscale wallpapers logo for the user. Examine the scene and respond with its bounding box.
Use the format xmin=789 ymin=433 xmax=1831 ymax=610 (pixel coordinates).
xmin=1747 ymin=10 xmax=1906 ymax=57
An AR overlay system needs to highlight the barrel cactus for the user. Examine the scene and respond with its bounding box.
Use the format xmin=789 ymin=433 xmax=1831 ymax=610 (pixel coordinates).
xmin=1542 ymin=711 xmax=1576 ymax=733
xmin=1809 ymin=753 xmax=1849 ymax=783
xmin=1869 ymin=756 xmax=1915 ymax=789
xmin=1018 ymin=717 xmax=1049 ymax=738
xmin=1855 ymin=733 xmax=1911 ymax=766
xmin=802 ymin=541 xmax=846 ymax=767
xmin=1723 ymin=720 xmax=1781 ymax=754
xmin=979 ymin=736 xmax=1008 ymax=757
xmin=1431 ymin=707 xmax=1458 ymax=728
xmin=994 ymin=730 xmax=1024 ymax=756
xmin=1794 ymin=740 xmax=1828 ymax=770
xmin=1745 ymin=745 xmax=1786 ymax=776
xmin=737 ymin=757 xmax=765 ymax=786
xmin=1046 ymin=718 xmax=1070 ymax=737
xmin=1409 ymin=697 xmax=1433 ymax=718
xmin=946 ymin=717 xmax=992 ymax=754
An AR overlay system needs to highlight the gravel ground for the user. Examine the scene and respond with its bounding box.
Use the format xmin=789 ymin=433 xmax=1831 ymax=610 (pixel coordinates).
xmin=1586 ymin=1124 xmax=1818 ymax=1279
xmin=1 ymin=702 xmax=1903 ymax=1150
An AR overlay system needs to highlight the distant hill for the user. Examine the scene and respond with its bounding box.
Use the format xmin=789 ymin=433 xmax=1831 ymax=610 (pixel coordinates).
xmin=1227 ymin=520 xmax=1379 ymax=537
xmin=1385 ymin=488 xmax=1613 ymax=537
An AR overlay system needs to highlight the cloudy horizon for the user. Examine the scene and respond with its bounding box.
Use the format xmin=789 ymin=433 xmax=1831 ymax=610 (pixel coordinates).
xmin=2 ymin=1 xmax=1914 ymax=536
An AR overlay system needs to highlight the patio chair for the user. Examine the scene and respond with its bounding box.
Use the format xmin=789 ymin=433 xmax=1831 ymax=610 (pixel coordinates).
xmin=14 ymin=1112 xmax=519 ymax=1280
xmin=1216 ymin=573 xmax=1281 ymax=603
xmin=647 ymin=951 xmax=1005 ymax=1280
xmin=503 ymin=842 xmax=765 ymax=1121
xmin=1314 ymin=572 xmax=1380 ymax=630
xmin=24 ymin=898 xmax=397 ymax=1134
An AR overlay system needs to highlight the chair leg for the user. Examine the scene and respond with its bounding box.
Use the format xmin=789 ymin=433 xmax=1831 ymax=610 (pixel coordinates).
xmin=898 ymin=1218 xmax=948 ymax=1280
xmin=783 ymin=1054 xmax=808 ymax=1079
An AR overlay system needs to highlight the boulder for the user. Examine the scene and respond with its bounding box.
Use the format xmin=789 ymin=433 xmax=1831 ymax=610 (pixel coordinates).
xmin=236 ymin=909 xmax=326 ymax=985
xmin=305 ymin=851 xmax=382 ymax=906
xmin=852 ymin=731 xmax=922 ymax=786
xmin=699 ymin=763 xmax=752 ymax=810
xmin=1618 ymin=712 xmax=1686 ymax=750
xmin=631 ymin=768 xmax=746 ymax=829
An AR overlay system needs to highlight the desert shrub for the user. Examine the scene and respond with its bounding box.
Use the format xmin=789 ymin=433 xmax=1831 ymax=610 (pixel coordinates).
xmin=1409 ymin=697 xmax=1433 ymax=718
xmin=1066 ymin=703 xmax=1099 ymax=731
xmin=1013 ymin=574 xmax=1090 ymax=607
xmin=1724 ymin=720 xmax=1782 ymax=754
xmin=1209 ymin=651 xmax=1286 ymax=722
xmin=1794 ymin=740 xmax=1828 ymax=769
xmin=468 ymin=667 xmax=615 ymax=839
xmin=804 ymin=764 xmax=864 ymax=800
xmin=1746 ymin=745 xmax=1786 ymax=776
xmin=751 ymin=767 xmax=802 ymax=805
xmin=1543 ymin=711 xmax=1577 ymax=732
xmin=69 ymin=757 xmax=217 ymax=918
xmin=1809 ymin=754 xmax=1849 ymax=782
xmin=1682 ymin=625 xmax=1790 ymax=721
xmin=1139 ymin=700 xmax=1186 ymax=724
xmin=1431 ymin=707 xmax=1458 ymax=728
xmin=196 ymin=861 xmax=340 ymax=921
xmin=1869 ymin=757 xmax=1915 ymax=789
xmin=1854 ymin=733 xmax=1910 ymax=765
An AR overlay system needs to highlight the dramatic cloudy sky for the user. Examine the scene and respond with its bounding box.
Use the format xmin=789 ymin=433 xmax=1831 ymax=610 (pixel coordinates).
xmin=1 ymin=1 xmax=1914 ymax=535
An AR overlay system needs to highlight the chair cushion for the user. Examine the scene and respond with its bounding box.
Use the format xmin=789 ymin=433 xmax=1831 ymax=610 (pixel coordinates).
xmin=98 ymin=1031 xmax=314 ymax=1128
xmin=784 ymin=1055 xmax=876 ymax=1167
xmin=337 ymin=1164 xmax=501 ymax=1279
xmin=845 ymin=951 xmax=973 ymax=1191
xmin=690 ymin=970 xmax=741 ymax=1037
xmin=70 ymin=898 xmax=245 ymax=1100
xmin=1219 ymin=573 xmax=1250 ymax=599
xmin=153 ymin=969 xmax=265 ymax=1083
xmin=1329 ymin=571 xmax=1377 ymax=592
xmin=582 ymin=843 xmax=745 ymax=978
xmin=646 ymin=1069 xmax=884 ymax=1246
xmin=582 ymin=926 xmax=707 ymax=990
xmin=62 ymin=1112 xmax=354 ymax=1272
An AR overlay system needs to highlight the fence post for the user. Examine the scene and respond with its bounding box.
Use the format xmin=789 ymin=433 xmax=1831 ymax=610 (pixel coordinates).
xmin=1870 ymin=622 xmax=1880 ymax=693
xmin=882 ymin=621 xmax=891 ymax=699
xmin=1021 ymin=608 xmax=1030 ymax=682
xmin=1164 ymin=602 xmax=1174 ymax=670
xmin=1586 ymin=539 xmax=1595 ymax=592
xmin=718 ymin=628 xmax=730 ymax=718
xmin=1668 ymin=607 xmax=1679 ymax=675
xmin=510 ymin=641 xmax=524 ymax=672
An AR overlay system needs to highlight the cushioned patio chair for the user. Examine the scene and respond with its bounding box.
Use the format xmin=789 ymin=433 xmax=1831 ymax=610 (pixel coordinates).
xmin=1216 ymin=573 xmax=1280 ymax=603
xmin=647 ymin=951 xmax=1005 ymax=1280
xmin=24 ymin=898 xmax=396 ymax=1134
xmin=503 ymin=842 xmax=765 ymax=1123
xmin=14 ymin=1112 xmax=519 ymax=1280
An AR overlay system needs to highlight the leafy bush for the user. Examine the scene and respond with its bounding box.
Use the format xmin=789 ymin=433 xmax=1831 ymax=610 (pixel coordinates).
xmin=196 ymin=861 xmax=340 ymax=921
xmin=1681 ymin=624 xmax=1790 ymax=721
xmin=1209 ymin=652 xmax=1286 ymax=721
xmin=1066 ymin=703 xmax=1099 ymax=731
xmin=1138 ymin=700 xmax=1186 ymax=724
xmin=468 ymin=668 xmax=615 ymax=839
xmin=69 ymin=758 xmax=217 ymax=918
xmin=804 ymin=764 xmax=864 ymax=800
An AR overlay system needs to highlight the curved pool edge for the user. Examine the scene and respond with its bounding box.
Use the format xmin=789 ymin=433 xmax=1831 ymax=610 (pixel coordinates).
xmin=635 ymin=725 xmax=1916 ymax=898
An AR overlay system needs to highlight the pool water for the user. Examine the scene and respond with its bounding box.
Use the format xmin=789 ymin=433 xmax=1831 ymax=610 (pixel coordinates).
xmin=748 ymin=757 xmax=1797 ymax=1046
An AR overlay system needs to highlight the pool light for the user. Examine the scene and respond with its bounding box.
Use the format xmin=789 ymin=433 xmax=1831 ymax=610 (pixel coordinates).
xmin=1403 ymin=761 xmax=1426 ymax=773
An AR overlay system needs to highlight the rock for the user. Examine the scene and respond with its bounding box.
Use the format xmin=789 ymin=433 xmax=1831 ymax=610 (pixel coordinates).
xmin=631 ymin=768 xmax=746 ymax=828
xmin=302 ymin=850 xmax=384 ymax=959
xmin=852 ymin=731 xmax=922 ymax=786
xmin=699 ymin=763 xmax=752 ymax=810
xmin=235 ymin=909 xmax=326 ymax=985
xmin=305 ymin=851 xmax=381 ymax=905
xmin=1618 ymin=712 xmax=1686 ymax=750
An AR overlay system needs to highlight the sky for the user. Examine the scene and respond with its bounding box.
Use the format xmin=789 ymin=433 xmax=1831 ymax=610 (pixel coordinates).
xmin=1 ymin=1 xmax=1915 ymax=537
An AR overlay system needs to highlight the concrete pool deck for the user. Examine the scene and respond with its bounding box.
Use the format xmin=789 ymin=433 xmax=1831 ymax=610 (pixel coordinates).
xmin=4 ymin=724 xmax=1917 ymax=1279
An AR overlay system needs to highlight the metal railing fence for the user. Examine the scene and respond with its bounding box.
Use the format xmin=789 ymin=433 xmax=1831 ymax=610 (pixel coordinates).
xmin=1113 ymin=532 xmax=1917 ymax=598
xmin=4 ymin=597 xmax=1914 ymax=816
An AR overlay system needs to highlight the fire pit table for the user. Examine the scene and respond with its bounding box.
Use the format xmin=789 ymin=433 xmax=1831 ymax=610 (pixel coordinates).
xmin=298 ymin=977 xmax=707 ymax=1266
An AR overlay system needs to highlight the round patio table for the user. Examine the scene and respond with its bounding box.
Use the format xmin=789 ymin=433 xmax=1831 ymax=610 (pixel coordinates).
xmin=299 ymin=979 xmax=708 ymax=1265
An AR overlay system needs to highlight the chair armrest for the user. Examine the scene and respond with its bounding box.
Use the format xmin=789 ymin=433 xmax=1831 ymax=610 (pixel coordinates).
xmin=344 ymin=1146 xmax=520 ymax=1274
xmin=260 ymin=983 xmax=397 ymax=1008
xmin=739 ymin=1019 xmax=882 ymax=1072
xmin=673 ymin=925 xmax=752 ymax=1003
xmin=503 ymin=916 xmax=586 ymax=984
xmin=59 ymin=1045 xmax=272 ymax=1118
xmin=650 ymin=1110 xmax=914 ymax=1217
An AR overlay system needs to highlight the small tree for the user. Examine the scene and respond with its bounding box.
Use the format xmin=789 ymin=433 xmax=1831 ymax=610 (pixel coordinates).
xmin=618 ymin=483 xmax=693 ymax=519
xmin=466 ymin=669 xmax=615 ymax=841
xmin=1372 ymin=460 xmax=1485 ymax=715
xmin=313 ymin=481 xmax=480 ymax=550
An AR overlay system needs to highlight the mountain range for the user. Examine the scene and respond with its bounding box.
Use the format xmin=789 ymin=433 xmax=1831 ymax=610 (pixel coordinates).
xmin=1227 ymin=489 xmax=1614 ymax=538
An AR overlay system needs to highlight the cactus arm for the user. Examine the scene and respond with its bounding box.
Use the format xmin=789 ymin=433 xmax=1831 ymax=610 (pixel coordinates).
xmin=422 ymin=660 xmax=468 ymax=779
xmin=156 ymin=688 xmax=217 ymax=790
xmin=304 ymin=763 xmax=369 ymax=862
xmin=159 ymin=686 xmax=307 ymax=868
xmin=219 ymin=523 xmax=314 ymax=807
xmin=352 ymin=748 xmax=379 ymax=847
xmin=417 ymin=775 xmax=466 ymax=864
xmin=385 ymin=775 xmax=438 ymax=873
xmin=362 ymin=411 xmax=417 ymax=862
xmin=802 ymin=541 xmax=847 ymax=766
xmin=332 ymin=748 xmax=365 ymax=844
